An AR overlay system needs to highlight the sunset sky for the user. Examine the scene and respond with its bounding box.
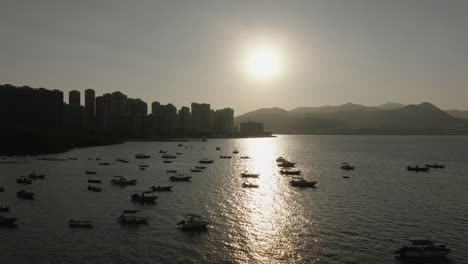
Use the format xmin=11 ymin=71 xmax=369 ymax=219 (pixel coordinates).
xmin=1 ymin=0 xmax=467 ymax=114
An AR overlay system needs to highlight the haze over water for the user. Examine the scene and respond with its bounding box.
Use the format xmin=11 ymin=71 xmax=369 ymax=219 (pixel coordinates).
xmin=1 ymin=135 xmax=467 ymax=263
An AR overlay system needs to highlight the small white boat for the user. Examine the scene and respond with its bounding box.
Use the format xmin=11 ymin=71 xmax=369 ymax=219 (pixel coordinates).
xmin=177 ymin=214 xmax=210 ymax=230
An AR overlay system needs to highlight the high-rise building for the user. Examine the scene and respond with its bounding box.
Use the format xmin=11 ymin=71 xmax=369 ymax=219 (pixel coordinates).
xmin=69 ymin=90 xmax=80 ymax=106
xmin=178 ymin=106 xmax=191 ymax=136
xmin=213 ymin=108 xmax=234 ymax=134
xmin=84 ymin=89 xmax=95 ymax=128
xmin=191 ymin=103 xmax=211 ymax=134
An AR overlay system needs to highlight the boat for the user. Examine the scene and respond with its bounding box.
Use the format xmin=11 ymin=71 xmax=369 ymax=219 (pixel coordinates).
xmin=342 ymin=176 xmax=350 ymax=179
xmin=150 ymin=185 xmax=173 ymax=192
xmin=0 ymin=207 xmax=9 ymax=212
xmin=118 ymin=210 xmax=149 ymax=224
xmin=407 ymin=166 xmax=430 ymax=172
xmin=341 ymin=163 xmax=354 ymax=170
xmin=0 ymin=216 xmax=18 ymax=226
xmin=131 ymin=192 xmax=158 ymax=203
xmin=110 ymin=176 xmax=137 ymax=186
xmin=135 ymin=154 xmax=151 ymax=159
xmin=176 ymin=152 xmax=182 ymax=155
xmin=178 ymin=144 xmax=183 ymax=147
xmin=191 ymin=169 xmax=202 ymax=172
xmin=159 ymin=150 xmax=167 ymax=154
xmin=242 ymin=182 xmax=259 ymax=188
xmin=163 ymin=160 xmax=173 ymax=163
xmin=216 ymin=147 xmax=221 ymax=150
xmin=99 ymin=162 xmax=110 ymax=166
xmin=278 ymin=161 xmax=296 ymax=168
xmin=139 ymin=167 xmax=146 ymax=171
xmin=88 ymin=185 xmax=102 ymax=192
xmin=139 ymin=164 xmax=149 ymax=167
xmin=289 ymin=178 xmax=317 ymax=187
xmin=85 ymin=170 xmax=97 ymax=175
xmin=232 ymin=150 xmax=239 ymax=154
xmin=88 ymin=179 xmax=101 ymax=183
xmin=199 ymin=159 xmax=214 ymax=164
xmin=220 ymin=155 xmax=232 ymax=159
xmin=17 ymin=190 xmax=34 ymax=199
xmin=121 ymin=160 xmax=129 ymax=163
xmin=177 ymin=214 xmax=210 ymax=230
xmin=276 ymin=157 xmax=286 ymax=162
xmin=195 ymin=166 xmax=206 ymax=169
xmin=16 ymin=177 xmax=32 ymax=184
xmin=395 ymin=239 xmax=451 ymax=259
xmin=68 ymin=219 xmax=93 ymax=228
xmin=279 ymin=170 xmax=301 ymax=175
xmin=162 ymin=154 xmax=177 ymax=159
xmin=169 ymin=175 xmax=192 ymax=181
xmin=0 ymin=187 xmax=4 ymax=192
xmin=68 ymin=157 xmax=78 ymax=161
xmin=27 ymin=172 xmax=45 ymax=179
xmin=240 ymin=156 xmax=250 ymax=159
xmin=166 ymin=170 xmax=177 ymax=173
xmin=425 ymin=163 xmax=445 ymax=169
xmin=241 ymin=172 xmax=260 ymax=178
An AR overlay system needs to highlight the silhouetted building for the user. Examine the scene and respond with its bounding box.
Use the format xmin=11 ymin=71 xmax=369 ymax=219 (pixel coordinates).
xmin=240 ymin=121 xmax=264 ymax=134
xmin=69 ymin=90 xmax=80 ymax=106
xmin=96 ymin=93 xmax=112 ymax=130
xmin=178 ymin=106 xmax=191 ymax=136
xmin=84 ymin=89 xmax=95 ymax=128
xmin=191 ymin=103 xmax=211 ymax=134
xmin=213 ymin=108 xmax=234 ymax=134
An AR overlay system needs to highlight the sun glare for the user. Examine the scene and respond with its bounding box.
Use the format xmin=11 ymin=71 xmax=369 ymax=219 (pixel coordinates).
xmin=245 ymin=45 xmax=282 ymax=79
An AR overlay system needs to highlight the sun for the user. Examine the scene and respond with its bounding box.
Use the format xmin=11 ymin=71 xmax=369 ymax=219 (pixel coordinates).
xmin=245 ymin=45 xmax=281 ymax=79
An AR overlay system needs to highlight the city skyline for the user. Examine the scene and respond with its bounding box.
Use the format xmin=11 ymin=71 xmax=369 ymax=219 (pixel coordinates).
xmin=1 ymin=0 xmax=468 ymax=114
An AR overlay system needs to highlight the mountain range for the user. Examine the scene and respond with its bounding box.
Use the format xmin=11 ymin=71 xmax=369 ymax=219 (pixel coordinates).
xmin=235 ymin=103 xmax=468 ymax=135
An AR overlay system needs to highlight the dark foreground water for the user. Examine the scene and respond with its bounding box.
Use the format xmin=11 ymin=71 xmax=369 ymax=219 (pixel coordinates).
xmin=1 ymin=135 xmax=467 ymax=264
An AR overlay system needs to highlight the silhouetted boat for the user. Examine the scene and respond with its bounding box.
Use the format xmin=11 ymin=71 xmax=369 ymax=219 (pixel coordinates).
xmin=342 ymin=176 xmax=350 ymax=179
xmin=99 ymin=162 xmax=110 ymax=166
xmin=241 ymin=172 xmax=259 ymax=178
xmin=425 ymin=163 xmax=445 ymax=169
xmin=139 ymin=164 xmax=149 ymax=167
xmin=216 ymin=147 xmax=221 ymax=150
xmin=178 ymin=144 xmax=183 ymax=147
xmin=395 ymin=239 xmax=451 ymax=259
xmin=341 ymin=163 xmax=354 ymax=170
xmin=16 ymin=177 xmax=32 ymax=184
xmin=110 ymin=176 xmax=137 ymax=186
xmin=195 ymin=166 xmax=206 ymax=169
xmin=0 ymin=216 xmax=18 ymax=226
xmin=279 ymin=170 xmax=301 ymax=175
xmin=140 ymin=167 xmax=146 ymax=171
xmin=177 ymin=214 xmax=209 ymax=230
xmin=68 ymin=219 xmax=93 ymax=228
xmin=118 ymin=210 xmax=148 ymax=224
xmin=176 ymin=152 xmax=182 ymax=155
xmin=163 ymin=160 xmax=173 ymax=163
xmin=162 ymin=154 xmax=177 ymax=159
xmin=169 ymin=175 xmax=192 ymax=181
xmin=17 ymin=190 xmax=34 ymax=199
xmin=88 ymin=185 xmax=102 ymax=192
xmin=88 ymin=179 xmax=101 ymax=183
xmin=150 ymin=185 xmax=173 ymax=192
xmin=27 ymin=171 xmax=45 ymax=179
xmin=276 ymin=157 xmax=286 ymax=162
xmin=166 ymin=170 xmax=177 ymax=173
xmin=289 ymin=178 xmax=317 ymax=187
xmin=135 ymin=154 xmax=151 ymax=159
xmin=68 ymin=157 xmax=78 ymax=160
xmin=241 ymin=182 xmax=259 ymax=188
xmin=131 ymin=192 xmax=158 ymax=203
xmin=199 ymin=159 xmax=214 ymax=164
xmin=278 ymin=161 xmax=296 ymax=168
xmin=0 ymin=206 xmax=9 ymax=212
xmin=159 ymin=150 xmax=167 ymax=154
xmin=85 ymin=170 xmax=97 ymax=175
xmin=191 ymin=169 xmax=202 ymax=172
xmin=240 ymin=156 xmax=250 ymax=159
xmin=220 ymin=155 xmax=232 ymax=159
xmin=232 ymin=149 xmax=239 ymax=154
xmin=407 ymin=166 xmax=429 ymax=172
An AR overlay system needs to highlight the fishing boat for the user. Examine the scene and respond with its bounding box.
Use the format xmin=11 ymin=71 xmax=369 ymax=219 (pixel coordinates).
xmin=139 ymin=167 xmax=146 ymax=171
xmin=17 ymin=190 xmax=34 ymax=199
xmin=99 ymin=162 xmax=110 ymax=166
xmin=199 ymin=159 xmax=214 ymax=164
xmin=216 ymin=147 xmax=221 ymax=150
xmin=395 ymin=239 xmax=451 ymax=259
xmin=68 ymin=219 xmax=93 ymax=228
xmin=220 ymin=155 xmax=232 ymax=159
xmin=425 ymin=163 xmax=445 ymax=169
xmin=27 ymin=171 xmax=45 ymax=179
xmin=177 ymin=214 xmax=210 ymax=230
xmin=88 ymin=179 xmax=101 ymax=183
xmin=278 ymin=161 xmax=296 ymax=168
xmin=16 ymin=177 xmax=32 ymax=184
xmin=162 ymin=154 xmax=177 ymax=159
xmin=195 ymin=166 xmax=206 ymax=169
xmin=166 ymin=170 xmax=177 ymax=173
xmin=232 ymin=149 xmax=239 ymax=154
xmin=169 ymin=175 xmax=192 ymax=181
xmin=289 ymin=178 xmax=317 ymax=187
xmin=131 ymin=192 xmax=158 ymax=203
xmin=176 ymin=152 xmax=182 ymax=155
xmin=241 ymin=182 xmax=259 ymax=188
xmin=0 ymin=216 xmax=18 ymax=226
xmin=276 ymin=157 xmax=287 ymax=162
xmin=88 ymin=185 xmax=102 ymax=192
xmin=159 ymin=150 xmax=167 ymax=154
xmin=0 ymin=206 xmax=10 ymax=212
xmin=342 ymin=176 xmax=350 ymax=179
xmin=341 ymin=163 xmax=354 ymax=170
xmin=118 ymin=210 xmax=149 ymax=224
xmin=279 ymin=170 xmax=301 ymax=175
xmin=139 ymin=164 xmax=149 ymax=168
xmin=407 ymin=166 xmax=429 ymax=172
xmin=85 ymin=170 xmax=97 ymax=175
xmin=240 ymin=156 xmax=250 ymax=159
xmin=150 ymin=186 xmax=173 ymax=192
xmin=191 ymin=169 xmax=202 ymax=172
xmin=163 ymin=160 xmax=172 ymax=164
xmin=110 ymin=176 xmax=137 ymax=186
xmin=241 ymin=172 xmax=260 ymax=178
xmin=135 ymin=154 xmax=151 ymax=159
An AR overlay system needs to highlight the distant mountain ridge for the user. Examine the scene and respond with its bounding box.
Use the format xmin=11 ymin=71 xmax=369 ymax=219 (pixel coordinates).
xmin=235 ymin=102 xmax=468 ymax=135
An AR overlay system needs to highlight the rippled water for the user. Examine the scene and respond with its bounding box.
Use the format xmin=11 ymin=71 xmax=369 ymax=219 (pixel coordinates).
xmin=1 ymin=135 xmax=467 ymax=263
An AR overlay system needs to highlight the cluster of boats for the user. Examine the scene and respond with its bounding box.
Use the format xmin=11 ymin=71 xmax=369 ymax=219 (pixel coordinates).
xmin=407 ymin=163 xmax=445 ymax=172
xmin=276 ymin=157 xmax=317 ymax=188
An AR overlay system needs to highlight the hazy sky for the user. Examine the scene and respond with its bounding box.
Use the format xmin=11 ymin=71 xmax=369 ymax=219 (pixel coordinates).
xmin=1 ymin=0 xmax=468 ymax=114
